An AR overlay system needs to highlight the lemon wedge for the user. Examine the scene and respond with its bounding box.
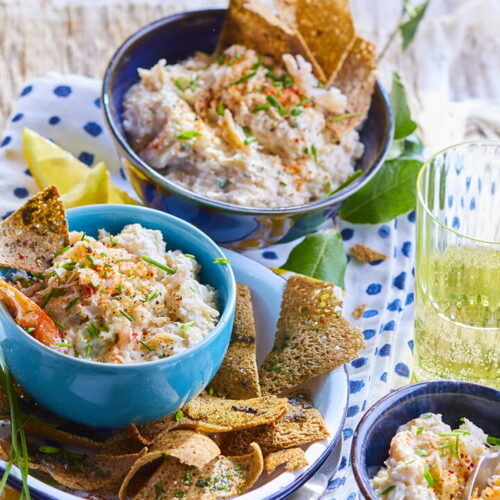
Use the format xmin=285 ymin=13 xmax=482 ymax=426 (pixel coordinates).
xmin=22 ymin=128 xmax=140 ymax=207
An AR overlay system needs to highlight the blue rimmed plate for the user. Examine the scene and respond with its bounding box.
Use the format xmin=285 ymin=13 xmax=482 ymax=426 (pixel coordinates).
xmin=1 ymin=249 xmax=349 ymax=499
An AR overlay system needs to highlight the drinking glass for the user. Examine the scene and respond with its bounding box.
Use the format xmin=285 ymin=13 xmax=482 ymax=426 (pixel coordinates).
xmin=414 ymin=142 xmax=500 ymax=388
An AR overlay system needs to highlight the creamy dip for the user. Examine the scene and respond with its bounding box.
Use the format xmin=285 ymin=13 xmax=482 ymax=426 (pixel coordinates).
xmin=16 ymin=224 xmax=219 ymax=364
xmin=123 ymin=44 xmax=364 ymax=208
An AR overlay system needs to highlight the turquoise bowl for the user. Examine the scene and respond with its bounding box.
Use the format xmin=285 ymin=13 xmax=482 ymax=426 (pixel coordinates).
xmin=0 ymin=205 xmax=236 ymax=428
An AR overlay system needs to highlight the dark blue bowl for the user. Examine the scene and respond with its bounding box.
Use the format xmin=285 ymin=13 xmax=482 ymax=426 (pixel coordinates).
xmin=351 ymin=381 xmax=500 ymax=499
xmin=102 ymin=9 xmax=393 ymax=249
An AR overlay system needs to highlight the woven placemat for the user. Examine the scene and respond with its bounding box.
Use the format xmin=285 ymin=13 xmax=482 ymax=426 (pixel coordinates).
xmin=0 ymin=0 xmax=225 ymax=128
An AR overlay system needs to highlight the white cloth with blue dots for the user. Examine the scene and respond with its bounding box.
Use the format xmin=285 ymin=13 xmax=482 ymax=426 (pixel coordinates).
xmin=0 ymin=75 xmax=416 ymax=500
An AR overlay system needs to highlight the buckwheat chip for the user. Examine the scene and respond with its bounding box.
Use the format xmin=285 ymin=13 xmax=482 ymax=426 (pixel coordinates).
xmin=350 ymin=243 xmax=388 ymax=264
xmin=264 ymin=447 xmax=308 ymax=474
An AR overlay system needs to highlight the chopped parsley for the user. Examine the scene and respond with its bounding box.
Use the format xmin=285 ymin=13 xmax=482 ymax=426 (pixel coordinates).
xmin=217 ymin=54 xmax=226 ymax=65
xmin=216 ymin=101 xmax=225 ymax=116
xmin=120 ymin=310 xmax=133 ymax=322
xmin=416 ymin=426 xmax=424 ymax=435
xmin=140 ymin=340 xmax=153 ymax=352
xmin=213 ymin=257 xmax=230 ymax=264
xmin=176 ymin=131 xmax=202 ymax=140
xmin=141 ymin=256 xmax=176 ymax=274
xmin=175 ymin=410 xmax=184 ymax=422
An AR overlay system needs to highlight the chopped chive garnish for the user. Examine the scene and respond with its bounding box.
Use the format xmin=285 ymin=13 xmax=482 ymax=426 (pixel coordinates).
xmin=174 ymin=78 xmax=188 ymax=91
xmin=141 ymin=256 xmax=176 ymax=274
xmin=423 ymin=469 xmax=438 ymax=487
xmin=41 ymin=288 xmax=67 ymax=308
xmin=303 ymin=146 xmax=309 ymax=154
xmin=100 ymin=253 xmax=107 ymax=258
xmin=208 ymin=387 xmax=214 ymax=396
xmin=109 ymin=235 xmax=116 ymax=246
xmin=213 ymin=257 xmax=230 ymax=264
xmin=180 ymin=320 xmax=195 ymax=331
xmin=316 ymin=80 xmax=325 ymax=88
xmin=103 ymin=263 xmax=113 ymax=268
xmin=297 ymin=98 xmax=312 ymax=106
xmin=176 ymin=131 xmax=202 ymax=140
xmin=24 ymin=327 xmax=35 ymax=333
xmin=86 ymin=344 xmax=91 ymax=357
xmin=217 ymin=53 xmax=226 ymax=65
xmin=311 ymin=144 xmax=318 ymax=162
xmin=54 ymin=246 xmax=70 ymax=257
xmin=31 ymin=272 xmax=44 ymax=279
xmin=242 ymin=125 xmax=251 ymax=135
xmin=53 ymin=320 xmax=66 ymax=330
xmin=189 ymin=77 xmax=198 ymax=92
xmin=231 ymin=71 xmax=256 ymax=85
xmin=380 ymin=485 xmax=396 ymax=495
xmin=61 ymin=260 xmax=76 ymax=271
xmin=86 ymin=322 xmax=100 ymax=338
xmin=487 ymin=435 xmax=500 ymax=446
xmin=118 ymin=283 xmax=124 ymax=294
xmin=252 ymin=104 xmax=271 ymax=113
xmin=139 ymin=340 xmax=153 ymax=352
xmin=244 ymin=136 xmax=257 ymax=145
xmin=266 ymin=95 xmax=286 ymax=116
xmin=80 ymin=233 xmax=87 ymax=241
xmin=127 ymin=275 xmax=136 ymax=281
xmin=415 ymin=448 xmax=428 ymax=457
xmin=144 ymin=290 xmax=160 ymax=302
xmin=52 ymin=343 xmax=75 ymax=348
xmin=87 ymin=255 xmax=94 ymax=265
xmin=416 ymin=426 xmax=424 ymax=435
xmin=175 ymin=410 xmax=184 ymax=422
xmin=216 ymin=101 xmax=225 ymax=116
xmin=39 ymin=445 xmax=60 ymax=454
xmin=120 ymin=310 xmax=133 ymax=322
xmin=421 ymin=412 xmax=433 ymax=418
xmin=290 ymin=108 xmax=302 ymax=116
xmin=183 ymin=254 xmax=195 ymax=259
xmin=331 ymin=112 xmax=364 ymax=123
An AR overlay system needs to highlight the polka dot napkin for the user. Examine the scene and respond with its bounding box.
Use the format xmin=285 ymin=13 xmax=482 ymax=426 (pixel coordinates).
xmin=0 ymin=74 xmax=415 ymax=499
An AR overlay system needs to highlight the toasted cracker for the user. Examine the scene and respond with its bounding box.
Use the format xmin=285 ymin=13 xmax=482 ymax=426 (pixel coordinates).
xmin=210 ymin=284 xmax=261 ymax=399
xmin=184 ymin=393 xmax=287 ymax=431
xmin=295 ymin=0 xmax=355 ymax=81
xmin=350 ymin=243 xmax=388 ymax=264
xmin=218 ymin=0 xmax=325 ymax=81
xmin=0 ymin=436 xmax=146 ymax=494
xmin=351 ymin=303 xmax=367 ymax=319
xmin=0 ymin=185 xmax=68 ymax=273
xmin=128 ymin=442 xmax=263 ymax=500
xmin=329 ymin=37 xmax=377 ymax=138
xmin=264 ymin=447 xmax=308 ymax=474
xmin=259 ymin=274 xmax=365 ymax=395
xmin=119 ymin=430 xmax=221 ymax=499
xmin=221 ymin=391 xmax=330 ymax=455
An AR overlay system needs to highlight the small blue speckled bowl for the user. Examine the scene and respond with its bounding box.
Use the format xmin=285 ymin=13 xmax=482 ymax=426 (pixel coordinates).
xmin=0 ymin=205 xmax=236 ymax=428
xmin=352 ymin=381 xmax=500 ymax=499
xmin=102 ymin=9 xmax=393 ymax=250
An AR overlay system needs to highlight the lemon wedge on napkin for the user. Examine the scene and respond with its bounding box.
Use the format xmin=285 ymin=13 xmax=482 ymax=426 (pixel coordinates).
xmin=22 ymin=128 xmax=140 ymax=208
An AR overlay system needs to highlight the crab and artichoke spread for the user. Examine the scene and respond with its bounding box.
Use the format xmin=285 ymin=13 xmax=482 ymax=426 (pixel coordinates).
xmin=122 ymin=44 xmax=364 ymax=208
xmin=14 ymin=224 xmax=219 ymax=364
xmin=372 ymin=413 xmax=500 ymax=499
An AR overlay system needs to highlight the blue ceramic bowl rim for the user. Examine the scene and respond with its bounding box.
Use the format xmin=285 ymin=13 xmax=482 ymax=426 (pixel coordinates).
xmin=350 ymin=380 xmax=500 ymax=500
xmin=101 ymin=8 xmax=394 ymax=216
xmin=0 ymin=204 xmax=236 ymax=371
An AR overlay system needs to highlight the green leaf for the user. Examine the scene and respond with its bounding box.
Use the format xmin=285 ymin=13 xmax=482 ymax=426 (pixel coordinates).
xmin=280 ymin=230 xmax=347 ymax=288
xmin=326 ymin=170 xmax=363 ymax=197
xmin=390 ymin=72 xmax=417 ymax=140
xmin=339 ymin=157 xmax=422 ymax=223
xmin=400 ymin=1 xmax=430 ymax=51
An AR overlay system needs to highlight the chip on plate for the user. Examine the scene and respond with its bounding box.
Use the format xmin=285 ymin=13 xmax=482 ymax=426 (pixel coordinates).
xmin=259 ymin=274 xmax=365 ymax=395
xmin=210 ymin=284 xmax=261 ymax=399
xmin=0 ymin=185 xmax=68 ymax=273
xmin=221 ymin=391 xmax=330 ymax=455
xmin=264 ymin=447 xmax=308 ymax=474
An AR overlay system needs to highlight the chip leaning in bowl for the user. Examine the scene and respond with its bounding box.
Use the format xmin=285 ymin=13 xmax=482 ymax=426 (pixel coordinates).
xmin=123 ymin=44 xmax=365 ymax=208
xmin=372 ymin=413 xmax=500 ymax=499
xmin=9 ymin=223 xmax=219 ymax=363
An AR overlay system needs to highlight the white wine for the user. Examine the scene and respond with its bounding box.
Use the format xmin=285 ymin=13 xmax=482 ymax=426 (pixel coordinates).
xmin=414 ymin=246 xmax=500 ymax=388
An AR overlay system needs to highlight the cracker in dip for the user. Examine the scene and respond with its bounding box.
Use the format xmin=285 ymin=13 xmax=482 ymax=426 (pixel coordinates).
xmin=122 ymin=44 xmax=364 ymax=208
xmin=14 ymin=223 xmax=219 ymax=363
xmin=372 ymin=413 xmax=499 ymax=499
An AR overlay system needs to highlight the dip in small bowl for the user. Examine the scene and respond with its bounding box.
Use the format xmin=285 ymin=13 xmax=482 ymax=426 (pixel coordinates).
xmin=0 ymin=205 xmax=236 ymax=428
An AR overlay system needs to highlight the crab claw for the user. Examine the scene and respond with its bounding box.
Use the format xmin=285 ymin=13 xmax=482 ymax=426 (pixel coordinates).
xmin=0 ymin=278 xmax=62 ymax=347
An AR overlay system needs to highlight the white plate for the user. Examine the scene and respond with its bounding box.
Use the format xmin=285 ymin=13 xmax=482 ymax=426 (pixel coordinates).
xmin=1 ymin=249 xmax=348 ymax=500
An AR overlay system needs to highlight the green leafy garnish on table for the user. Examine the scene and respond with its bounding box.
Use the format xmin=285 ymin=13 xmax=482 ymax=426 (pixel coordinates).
xmin=281 ymin=230 xmax=347 ymax=289
xmin=391 ymin=72 xmax=417 ymax=140
xmin=400 ymin=0 xmax=431 ymax=51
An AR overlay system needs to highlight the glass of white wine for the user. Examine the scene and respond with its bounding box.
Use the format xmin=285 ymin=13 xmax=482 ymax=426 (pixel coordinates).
xmin=414 ymin=142 xmax=500 ymax=388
